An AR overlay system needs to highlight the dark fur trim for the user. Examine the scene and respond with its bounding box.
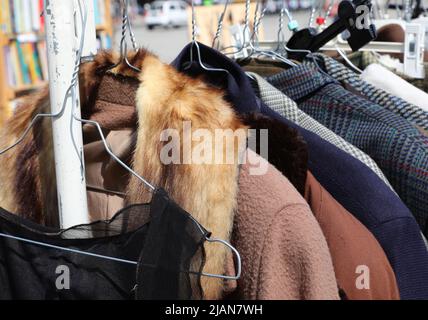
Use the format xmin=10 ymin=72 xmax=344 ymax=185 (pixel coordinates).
xmin=241 ymin=112 xmax=308 ymax=196
xmin=14 ymin=124 xmax=43 ymax=222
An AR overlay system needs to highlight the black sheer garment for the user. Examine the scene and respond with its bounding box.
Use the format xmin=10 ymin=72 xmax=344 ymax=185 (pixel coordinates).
xmin=0 ymin=188 xmax=207 ymax=300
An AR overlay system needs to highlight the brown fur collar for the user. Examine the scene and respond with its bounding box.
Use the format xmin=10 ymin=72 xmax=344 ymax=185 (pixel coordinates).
xmin=0 ymin=50 xmax=246 ymax=299
xmin=127 ymin=53 xmax=247 ymax=299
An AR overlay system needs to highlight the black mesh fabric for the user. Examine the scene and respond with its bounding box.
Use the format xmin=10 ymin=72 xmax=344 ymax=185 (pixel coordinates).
xmin=0 ymin=188 xmax=207 ymax=300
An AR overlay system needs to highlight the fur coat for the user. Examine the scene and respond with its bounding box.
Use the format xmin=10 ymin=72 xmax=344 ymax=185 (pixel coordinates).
xmin=0 ymin=50 xmax=248 ymax=299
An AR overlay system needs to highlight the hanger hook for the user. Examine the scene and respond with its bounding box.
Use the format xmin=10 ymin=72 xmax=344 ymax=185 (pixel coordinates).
xmin=275 ymin=0 xmax=322 ymax=69
xmin=191 ymin=0 xmax=196 ymax=43
xmin=107 ymin=0 xmax=140 ymax=73
xmin=188 ymin=0 xmax=197 ymax=64
xmin=221 ymin=0 xmax=252 ymax=57
xmin=277 ymin=6 xmax=285 ymax=51
xmin=239 ymin=0 xmax=296 ymax=67
xmin=243 ymin=0 xmax=251 ymax=36
xmin=126 ymin=0 xmax=139 ymax=51
xmin=212 ymin=0 xmax=231 ymax=50
xmin=250 ymin=0 xmax=267 ymax=49
xmin=309 ymin=0 xmax=317 ymax=27
xmin=119 ymin=0 xmax=129 ymax=60
xmin=324 ymin=0 xmax=335 ymax=22
xmin=184 ymin=0 xmax=230 ymax=74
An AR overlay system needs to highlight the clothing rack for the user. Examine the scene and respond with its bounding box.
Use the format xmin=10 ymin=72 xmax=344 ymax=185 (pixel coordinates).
xmin=257 ymin=20 xmax=425 ymax=79
xmin=44 ymin=0 xmax=97 ymax=228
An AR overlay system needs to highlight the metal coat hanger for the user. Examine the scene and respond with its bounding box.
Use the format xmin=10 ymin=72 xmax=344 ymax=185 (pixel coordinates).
xmin=243 ymin=0 xmax=361 ymax=78
xmin=310 ymin=0 xmax=334 ymax=30
xmin=248 ymin=1 xmax=270 ymax=55
xmin=271 ymin=1 xmax=342 ymax=78
xmin=223 ymin=0 xmax=295 ymax=63
xmin=0 ymin=227 xmax=241 ymax=280
xmin=218 ymin=0 xmax=279 ymax=59
xmin=309 ymin=0 xmax=318 ymax=28
xmin=106 ymin=0 xmax=141 ymax=73
xmin=247 ymin=0 xmax=297 ymax=66
xmin=212 ymin=0 xmax=231 ymax=50
xmin=183 ymin=0 xmax=230 ymax=74
xmin=275 ymin=3 xmax=320 ymax=66
xmin=335 ymin=46 xmax=364 ymax=73
xmin=220 ymin=0 xmax=255 ymax=57
xmin=72 ymin=0 xmax=240 ymax=280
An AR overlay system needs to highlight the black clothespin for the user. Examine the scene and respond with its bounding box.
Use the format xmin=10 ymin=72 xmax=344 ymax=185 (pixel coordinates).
xmin=286 ymin=0 xmax=377 ymax=60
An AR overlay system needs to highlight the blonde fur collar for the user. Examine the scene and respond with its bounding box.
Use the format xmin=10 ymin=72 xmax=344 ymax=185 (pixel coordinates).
xmin=0 ymin=50 xmax=247 ymax=299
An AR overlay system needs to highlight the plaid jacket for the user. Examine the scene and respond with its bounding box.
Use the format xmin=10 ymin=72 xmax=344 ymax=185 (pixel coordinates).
xmin=304 ymin=54 xmax=428 ymax=131
xmin=248 ymin=72 xmax=394 ymax=192
xmin=267 ymin=65 xmax=428 ymax=236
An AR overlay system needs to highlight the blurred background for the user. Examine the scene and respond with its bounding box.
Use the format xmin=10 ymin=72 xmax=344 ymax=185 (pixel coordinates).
xmin=0 ymin=0 xmax=398 ymax=122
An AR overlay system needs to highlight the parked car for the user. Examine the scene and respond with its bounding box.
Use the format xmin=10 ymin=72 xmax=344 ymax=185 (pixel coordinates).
xmin=144 ymin=1 xmax=188 ymax=29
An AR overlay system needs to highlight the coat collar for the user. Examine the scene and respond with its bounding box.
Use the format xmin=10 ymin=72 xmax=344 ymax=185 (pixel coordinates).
xmin=171 ymin=42 xmax=260 ymax=114
xmin=266 ymin=63 xmax=337 ymax=102
xmin=0 ymin=49 xmax=311 ymax=299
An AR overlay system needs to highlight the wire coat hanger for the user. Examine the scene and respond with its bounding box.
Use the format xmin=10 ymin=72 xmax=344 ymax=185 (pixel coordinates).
xmin=221 ymin=0 xmax=253 ymax=56
xmin=0 ymin=0 xmax=241 ymax=282
xmin=275 ymin=2 xmax=317 ymax=64
xmin=212 ymin=0 xmax=231 ymax=50
xmin=184 ymin=0 xmax=230 ymax=74
xmin=247 ymin=0 xmax=297 ymax=66
xmin=106 ymin=0 xmax=141 ymax=73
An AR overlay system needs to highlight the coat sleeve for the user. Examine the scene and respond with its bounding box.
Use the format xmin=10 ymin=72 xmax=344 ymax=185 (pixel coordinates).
xmin=256 ymin=203 xmax=340 ymax=300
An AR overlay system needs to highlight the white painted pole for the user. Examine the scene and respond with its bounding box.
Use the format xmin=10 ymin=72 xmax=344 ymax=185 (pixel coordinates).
xmin=77 ymin=0 xmax=98 ymax=61
xmin=44 ymin=0 xmax=89 ymax=228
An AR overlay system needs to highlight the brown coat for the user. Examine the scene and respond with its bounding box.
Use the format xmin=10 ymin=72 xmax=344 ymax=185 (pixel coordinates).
xmin=305 ymin=172 xmax=400 ymax=300
xmin=0 ymin=50 xmax=339 ymax=299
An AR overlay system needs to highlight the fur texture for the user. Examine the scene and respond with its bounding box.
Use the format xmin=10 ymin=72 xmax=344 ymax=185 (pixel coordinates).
xmin=0 ymin=50 xmax=247 ymax=299
xmin=0 ymin=87 xmax=58 ymax=225
xmin=128 ymin=54 xmax=247 ymax=299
